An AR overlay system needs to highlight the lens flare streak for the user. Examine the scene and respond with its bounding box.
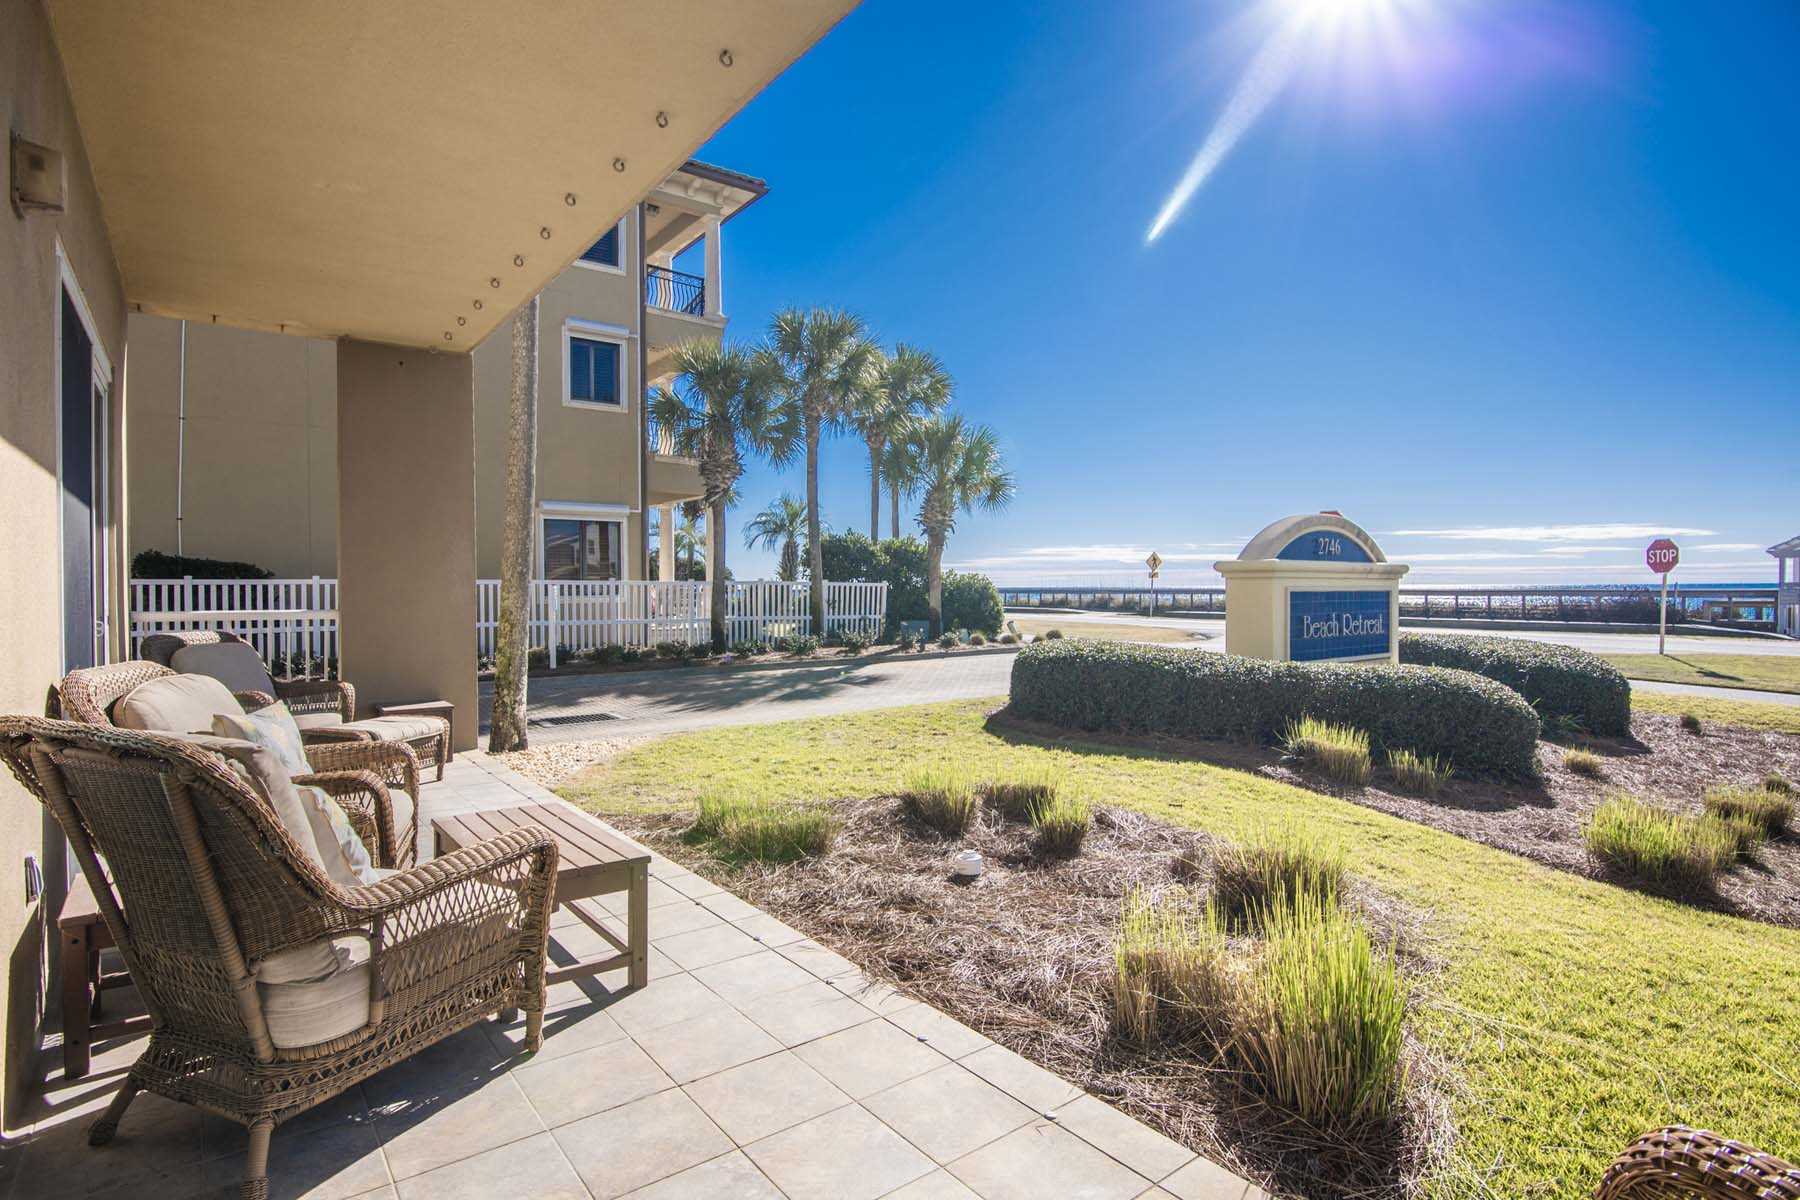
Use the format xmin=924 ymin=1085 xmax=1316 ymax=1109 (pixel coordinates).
xmin=1145 ymin=22 xmax=1308 ymax=244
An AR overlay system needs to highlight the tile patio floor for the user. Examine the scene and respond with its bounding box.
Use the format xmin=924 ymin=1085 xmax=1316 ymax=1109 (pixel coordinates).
xmin=3 ymin=754 xmax=1266 ymax=1200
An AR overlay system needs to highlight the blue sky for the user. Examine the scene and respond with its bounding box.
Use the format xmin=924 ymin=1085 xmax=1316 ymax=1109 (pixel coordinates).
xmin=696 ymin=0 xmax=1799 ymax=586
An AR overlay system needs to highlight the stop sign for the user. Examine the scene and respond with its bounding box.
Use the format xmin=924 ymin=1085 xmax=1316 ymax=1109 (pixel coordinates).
xmin=1646 ymin=538 xmax=1680 ymax=574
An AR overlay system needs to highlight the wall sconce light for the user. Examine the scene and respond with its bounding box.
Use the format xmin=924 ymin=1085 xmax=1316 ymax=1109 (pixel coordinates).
xmin=10 ymin=132 xmax=65 ymax=218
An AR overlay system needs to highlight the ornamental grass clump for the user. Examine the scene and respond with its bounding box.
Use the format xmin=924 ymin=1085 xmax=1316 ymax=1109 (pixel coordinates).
xmin=1113 ymin=888 xmax=1233 ymax=1047
xmin=692 ymin=790 xmax=746 ymax=838
xmin=1583 ymin=792 xmax=1736 ymax=889
xmin=1029 ymin=792 xmax=1092 ymax=856
xmin=1679 ymin=712 xmax=1703 ymax=734
xmin=1211 ymin=824 xmax=1346 ymax=926
xmin=1386 ymin=748 xmax=1451 ymax=795
xmin=1284 ymin=717 xmax=1373 ymax=786
xmin=1763 ymin=772 xmax=1794 ymax=797
xmin=982 ymin=768 xmax=1060 ymax=821
xmin=902 ymin=765 xmax=980 ymax=835
xmin=1703 ymin=785 xmax=1792 ymax=839
xmin=1563 ymin=748 xmax=1606 ymax=779
xmin=718 ymin=800 xmax=840 ymax=863
xmin=1231 ymin=890 xmax=1408 ymax=1131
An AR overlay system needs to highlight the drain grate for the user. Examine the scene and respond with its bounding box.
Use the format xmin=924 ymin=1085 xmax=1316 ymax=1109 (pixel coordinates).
xmin=529 ymin=711 xmax=621 ymax=727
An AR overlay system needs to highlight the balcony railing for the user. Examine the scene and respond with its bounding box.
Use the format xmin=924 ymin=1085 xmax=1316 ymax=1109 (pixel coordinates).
xmin=646 ymin=265 xmax=706 ymax=316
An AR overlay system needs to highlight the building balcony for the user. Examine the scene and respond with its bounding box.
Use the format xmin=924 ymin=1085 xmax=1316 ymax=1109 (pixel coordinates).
xmin=646 ymin=265 xmax=706 ymax=316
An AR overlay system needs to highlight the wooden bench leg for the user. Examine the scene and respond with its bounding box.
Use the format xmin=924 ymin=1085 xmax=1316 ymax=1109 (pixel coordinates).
xmin=629 ymin=861 xmax=649 ymax=991
xmin=61 ymin=925 xmax=92 ymax=1080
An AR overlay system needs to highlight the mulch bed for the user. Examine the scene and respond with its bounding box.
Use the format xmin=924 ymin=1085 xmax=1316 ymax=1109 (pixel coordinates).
xmin=609 ymin=799 xmax=1453 ymax=1200
xmin=978 ymin=709 xmax=1800 ymax=928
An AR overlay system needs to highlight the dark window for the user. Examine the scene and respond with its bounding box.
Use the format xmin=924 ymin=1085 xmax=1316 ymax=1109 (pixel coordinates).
xmin=579 ymin=224 xmax=620 ymax=268
xmin=543 ymin=519 xmax=622 ymax=581
xmin=568 ymin=335 xmax=621 ymax=406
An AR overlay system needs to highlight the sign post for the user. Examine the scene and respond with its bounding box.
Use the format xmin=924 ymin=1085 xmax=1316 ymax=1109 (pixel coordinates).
xmin=1145 ymin=551 xmax=1163 ymax=617
xmin=1645 ymin=538 xmax=1680 ymax=655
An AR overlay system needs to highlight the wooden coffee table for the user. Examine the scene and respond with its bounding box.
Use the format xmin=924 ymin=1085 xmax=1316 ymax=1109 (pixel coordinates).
xmin=432 ymin=803 xmax=650 ymax=991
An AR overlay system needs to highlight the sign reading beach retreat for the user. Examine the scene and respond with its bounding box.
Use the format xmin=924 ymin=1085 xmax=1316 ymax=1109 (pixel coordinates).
xmin=1215 ymin=512 xmax=1409 ymax=665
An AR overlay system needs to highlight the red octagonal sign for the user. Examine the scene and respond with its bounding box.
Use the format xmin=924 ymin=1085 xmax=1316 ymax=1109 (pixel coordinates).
xmin=1646 ymin=538 xmax=1680 ymax=574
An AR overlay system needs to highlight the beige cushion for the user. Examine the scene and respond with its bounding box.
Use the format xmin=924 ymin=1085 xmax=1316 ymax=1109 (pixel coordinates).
xmin=293 ymin=711 xmax=347 ymax=733
xmin=299 ymin=785 xmax=379 ymax=887
xmin=115 ymin=674 xmax=242 ymax=735
xmin=336 ymin=715 xmax=447 ymax=743
xmin=213 ymin=704 xmax=310 ymax=776
xmin=170 ymin=641 xmax=277 ymax=698
xmin=257 ymin=934 xmax=372 ymax=1049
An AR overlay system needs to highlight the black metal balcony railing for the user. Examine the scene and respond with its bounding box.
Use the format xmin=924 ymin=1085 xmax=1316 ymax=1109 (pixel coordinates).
xmin=646 ymin=265 xmax=706 ymax=316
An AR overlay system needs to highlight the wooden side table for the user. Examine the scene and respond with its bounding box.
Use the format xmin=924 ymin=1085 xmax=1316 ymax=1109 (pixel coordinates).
xmin=433 ymin=802 xmax=650 ymax=991
xmin=59 ymin=871 xmax=151 ymax=1079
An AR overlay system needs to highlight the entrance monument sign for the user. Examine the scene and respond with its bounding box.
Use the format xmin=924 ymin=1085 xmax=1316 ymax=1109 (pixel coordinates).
xmin=1214 ymin=513 xmax=1408 ymax=664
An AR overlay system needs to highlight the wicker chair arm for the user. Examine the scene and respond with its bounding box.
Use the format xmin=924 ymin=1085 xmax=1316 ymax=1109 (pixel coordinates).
xmin=342 ymin=830 xmax=559 ymax=1014
xmin=292 ymin=769 xmax=396 ymax=869
xmin=1596 ymin=1127 xmax=1800 ymax=1199
xmin=276 ymin=678 xmax=355 ymax=722
xmin=235 ymin=690 xmax=277 ymax=710
xmin=303 ymin=739 xmax=420 ymax=802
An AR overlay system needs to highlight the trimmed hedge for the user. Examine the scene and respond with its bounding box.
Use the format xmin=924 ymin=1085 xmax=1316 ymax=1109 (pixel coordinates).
xmin=1009 ymin=640 xmax=1541 ymax=777
xmin=1398 ymin=633 xmax=1631 ymax=736
xmin=131 ymin=549 xmax=273 ymax=579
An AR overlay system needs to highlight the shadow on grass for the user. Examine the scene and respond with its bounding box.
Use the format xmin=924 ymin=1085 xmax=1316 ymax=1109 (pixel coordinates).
xmin=1666 ymin=655 xmax=1746 ymax=682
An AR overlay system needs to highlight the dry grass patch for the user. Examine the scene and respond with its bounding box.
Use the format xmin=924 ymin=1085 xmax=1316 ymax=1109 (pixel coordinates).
xmin=1562 ymin=748 xmax=1606 ymax=779
xmin=1386 ymin=748 xmax=1451 ymax=795
xmin=901 ymin=765 xmax=980 ymax=835
xmin=1703 ymin=785 xmax=1792 ymax=840
xmin=1208 ymin=824 xmax=1347 ymax=926
xmin=1584 ymin=793 xmax=1737 ymax=890
xmin=1030 ymin=792 xmax=1093 ymax=855
xmin=1284 ymin=717 xmax=1373 ymax=786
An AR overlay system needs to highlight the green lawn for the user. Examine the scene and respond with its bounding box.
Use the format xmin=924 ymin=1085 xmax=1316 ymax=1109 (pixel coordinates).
xmin=1603 ymin=652 xmax=1800 ymax=695
xmin=562 ymin=698 xmax=1800 ymax=1198
xmin=1630 ymin=689 xmax=1800 ymax=733
xmin=1010 ymin=615 xmax=1210 ymax=645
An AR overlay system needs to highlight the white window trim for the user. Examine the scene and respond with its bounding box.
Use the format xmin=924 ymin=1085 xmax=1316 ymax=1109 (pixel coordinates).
xmin=562 ymin=318 xmax=631 ymax=411
xmin=535 ymin=501 xmax=635 ymax=580
xmin=571 ymin=217 xmax=627 ymax=275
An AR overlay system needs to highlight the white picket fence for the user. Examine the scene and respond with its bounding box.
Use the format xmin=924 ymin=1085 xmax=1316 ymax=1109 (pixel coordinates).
xmin=131 ymin=576 xmax=888 ymax=671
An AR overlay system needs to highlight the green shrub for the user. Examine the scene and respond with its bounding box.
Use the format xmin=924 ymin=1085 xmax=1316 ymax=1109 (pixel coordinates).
xmin=901 ymin=766 xmax=980 ymax=835
xmin=1283 ymin=717 xmax=1373 ymax=785
xmin=1703 ymin=785 xmax=1793 ymax=838
xmin=970 ymin=632 xmax=988 ymax=646
xmin=782 ymin=635 xmax=820 ymax=658
xmin=1765 ymin=772 xmax=1795 ymax=796
xmin=619 ymin=646 xmax=646 ymax=664
xmin=1114 ymin=889 xmax=1233 ymax=1046
xmin=527 ymin=646 xmax=549 ymax=670
xmin=1584 ymin=793 xmax=1736 ymax=889
xmin=982 ymin=769 xmax=1059 ymax=821
xmin=718 ymin=800 xmax=840 ymax=862
xmin=729 ymin=640 xmax=768 ymax=657
xmin=1010 ymin=641 xmax=1541 ymax=777
xmin=943 ymin=571 xmax=1005 ymax=637
xmin=1211 ymin=824 xmax=1346 ymax=924
xmin=1398 ymin=633 xmax=1630 ymax=737
xmin=131 ymin=548 xmax=273 ymax=579
xmin=594 ymin=644 xmax=627 ymax=666
xmin=1029 ymin=793 xmax=1092 ymax=855
xmin=1679 ymin=712 xmax=1703 ymax=734
xmin=1563 ymin=748 xmax=1605 ymax=779
xmin=1232 ymin=890 xmax=1407 ymax=1130
xmin=1387 ymin=747 xmax=1451 ymax=795
xmin=936 ymin=631 xmax=960 ymax=649
xmin=998 ymin=632 xmax=1019 ymax=645
xmin=837 ymin=632 xmax=872 ymax=655
xmin=1042 ymin=628 xmax=1065 ymax=640
xmin=652 ymin=641 xmax=687 ymax=660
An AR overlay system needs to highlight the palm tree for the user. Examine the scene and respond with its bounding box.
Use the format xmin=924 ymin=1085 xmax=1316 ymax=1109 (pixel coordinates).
xmin=743 ymin=493 xmax=817 ymax=582
xmin=881 ymin=435 xmax=921 ymax=540
xmin=769 ymin=308 xmax=880 ymax=632
xmin=650 ymin=340 xmax=794 ymax=648
xmin=907 ymin=413 xmax=1015 ymax=637
xmin=489 ymin=295 xmax=538 ymax=753
xmin=850 ymin=345 xmax=951 ymax=540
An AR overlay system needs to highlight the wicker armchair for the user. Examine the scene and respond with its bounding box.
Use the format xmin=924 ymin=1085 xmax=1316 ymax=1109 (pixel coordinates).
xmin=1597 ymin=1127 xmax=1800 ymax=1199
xmin=140 ymin=630 xmax=356 ymax=733
xmin=0 ymin=717 xmax=557 ymax=1200
xmin=55 ymin=661 xmax=421 ymax=869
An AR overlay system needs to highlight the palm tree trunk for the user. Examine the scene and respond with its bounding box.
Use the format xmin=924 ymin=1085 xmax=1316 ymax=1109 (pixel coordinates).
xmin=709 ymin=501 xmax=728 ymax=650
xmin=889 ymin=481 xmax=902 ymax=542
xmin=780 ymin=538 xmax=798 ymax=582
xmin=488 ymin=295 xmax=538 ymax=753
xmin=806 ymin=417 xmax=824 ymax=634
xmin=867 ymin=436 xmax=882 ymax=541
xmin=926 ymin=528 xmax=945 ymax=638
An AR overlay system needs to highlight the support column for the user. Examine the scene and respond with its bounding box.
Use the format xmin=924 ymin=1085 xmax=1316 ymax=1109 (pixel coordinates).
xmin=336 ymin=341 xmax=479 ymax=750
xmin=658 ymin=504 xmax=677 ymax=581
xmin=702 ymin=213 xmax=723 ymax=319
